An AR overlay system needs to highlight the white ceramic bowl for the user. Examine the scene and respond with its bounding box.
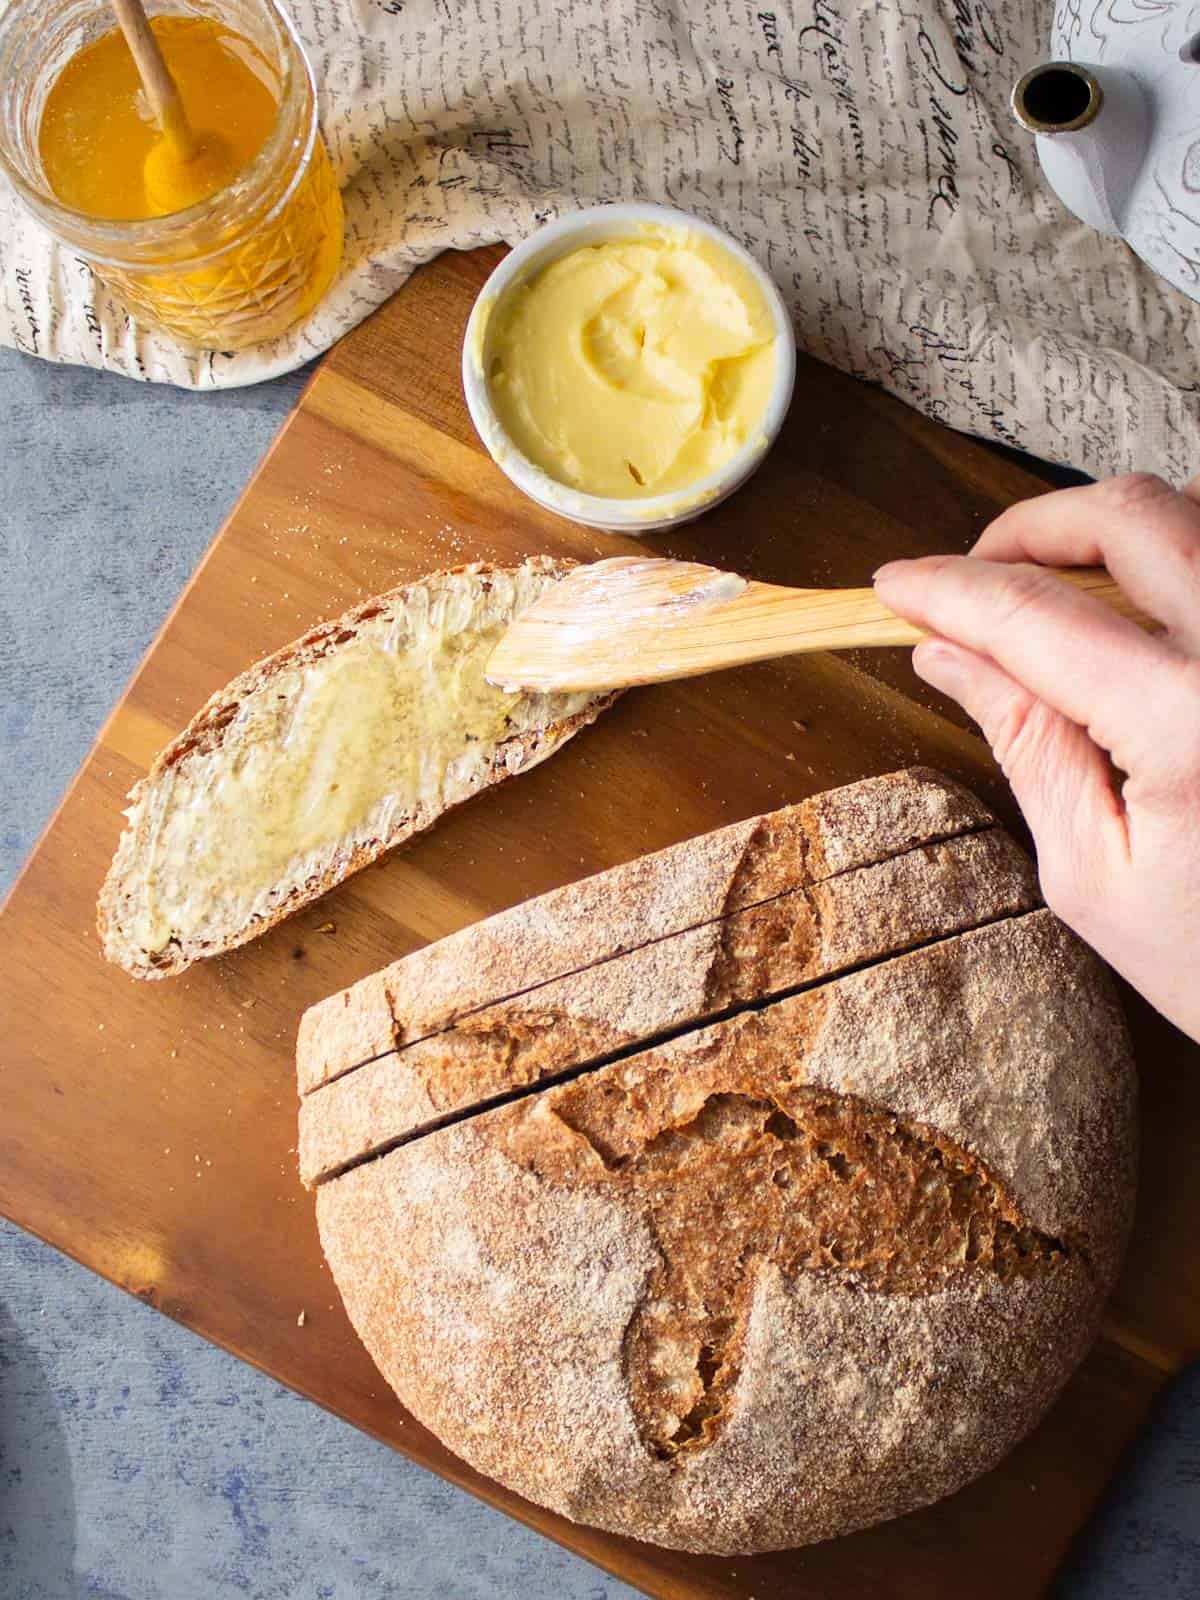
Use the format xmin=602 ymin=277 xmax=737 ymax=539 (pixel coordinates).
xmin=461 ymin=203 xmax=796 ymax=533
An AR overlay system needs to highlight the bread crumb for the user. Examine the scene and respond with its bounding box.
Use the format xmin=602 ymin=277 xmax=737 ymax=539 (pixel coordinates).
xmin=297 ymin=1309 xmax=307 ymax=1327
xmin=315 ymin=921 xmax=336 ymax=935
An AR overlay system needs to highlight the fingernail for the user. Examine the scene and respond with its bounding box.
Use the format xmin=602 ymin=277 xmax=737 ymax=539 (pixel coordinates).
xmin=872 ymin=561 xmax=903 ymax=585
xmin=912 ymin=639 xmax=964 ymax=694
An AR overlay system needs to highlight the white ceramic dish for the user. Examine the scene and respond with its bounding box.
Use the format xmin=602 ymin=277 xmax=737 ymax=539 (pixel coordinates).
xmin=461 ymin=203 xmax=796 ymax=534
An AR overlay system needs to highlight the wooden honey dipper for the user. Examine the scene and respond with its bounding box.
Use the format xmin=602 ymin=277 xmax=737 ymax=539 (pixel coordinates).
xmin=109 ymin=0 xmax=234 ymax=211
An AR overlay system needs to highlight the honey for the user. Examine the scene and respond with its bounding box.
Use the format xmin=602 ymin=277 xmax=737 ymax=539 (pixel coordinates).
xmin=0 ymin=0 xmax=343 ymax=351
xmin=40 ymin=18 xmax=278 ymax=221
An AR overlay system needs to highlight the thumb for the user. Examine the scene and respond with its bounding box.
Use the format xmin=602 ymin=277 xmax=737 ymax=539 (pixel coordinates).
xmin=912 ymin=639 xmax=1127 ymax=928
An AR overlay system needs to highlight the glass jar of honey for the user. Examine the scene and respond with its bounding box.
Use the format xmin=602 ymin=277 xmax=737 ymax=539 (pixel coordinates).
xmin=0 ymin=0 xmax=344 ymax=351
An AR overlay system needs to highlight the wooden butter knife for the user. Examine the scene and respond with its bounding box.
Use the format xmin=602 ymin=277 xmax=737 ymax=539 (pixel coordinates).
xmin=486 ymin=556 xmax=1148 ymax=694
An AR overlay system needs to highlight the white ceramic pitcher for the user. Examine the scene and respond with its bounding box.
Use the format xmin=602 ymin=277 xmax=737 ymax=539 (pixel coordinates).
xmin=1014 ymin=3 xmax=1200 ymax=300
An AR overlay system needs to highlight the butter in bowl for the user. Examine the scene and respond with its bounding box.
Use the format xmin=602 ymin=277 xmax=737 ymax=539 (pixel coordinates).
xmin=462 ymin=204 xmax=796 ymax=532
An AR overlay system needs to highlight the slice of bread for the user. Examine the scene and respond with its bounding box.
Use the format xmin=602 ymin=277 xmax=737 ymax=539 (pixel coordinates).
xmin=299 ymin=827 xmax=1039 ymax=1185
xmin=297 ymin=766 xmax=995 ymax=1093
xmin=99 ymin=560 xmax=613 ymax=979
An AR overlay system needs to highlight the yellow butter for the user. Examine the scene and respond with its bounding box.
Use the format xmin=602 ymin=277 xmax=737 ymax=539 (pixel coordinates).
xmin=486 ymin=230 xmax=777 ymax=500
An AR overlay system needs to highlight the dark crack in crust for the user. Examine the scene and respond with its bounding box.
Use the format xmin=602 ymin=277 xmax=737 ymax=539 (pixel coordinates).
xmin=503 ymin=1083 xmax=1071 ymax=1463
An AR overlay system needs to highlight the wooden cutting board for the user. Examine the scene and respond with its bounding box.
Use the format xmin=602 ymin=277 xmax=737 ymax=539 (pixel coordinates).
xmin=2 ymin=247 xmax=1197 ymax=1600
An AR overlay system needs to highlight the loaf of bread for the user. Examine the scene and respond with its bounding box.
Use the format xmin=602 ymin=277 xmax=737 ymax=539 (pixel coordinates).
xmin=99 ymin=560 xmax=612 ymax=978
xmin=301 ymin=770 xmax=1137 ymax=1555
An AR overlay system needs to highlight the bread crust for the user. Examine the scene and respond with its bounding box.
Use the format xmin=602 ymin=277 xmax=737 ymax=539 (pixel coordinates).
xmin=316 ymin=912 xmax=1136 ymax=1554
xmin=298 ymin=766 xmax=994 ymax=1093
xmin=300 ymin=827 xmax=1039 ymax=1186
xmin=98 ymin=560 xmax=613 ymax=979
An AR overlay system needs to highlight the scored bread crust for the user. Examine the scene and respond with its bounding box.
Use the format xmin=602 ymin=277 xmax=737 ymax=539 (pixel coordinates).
xmin=298 ymin=766 xmax=994 ymax=1093
xmin=316 ymin=911 xmax=1136 ymax=1554
xmin=299 ymin=826 xmax=1040 ymax=1186
xmin=98 ymin=560 xmax=614 ymax=979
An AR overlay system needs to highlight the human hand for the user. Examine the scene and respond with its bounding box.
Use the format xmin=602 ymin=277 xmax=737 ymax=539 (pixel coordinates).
xmin=874 ymin=473 xmax=1200 ymax=1043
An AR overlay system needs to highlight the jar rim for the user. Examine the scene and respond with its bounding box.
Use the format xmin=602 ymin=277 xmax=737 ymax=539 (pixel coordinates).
xmin=0 ymin=0 xmax=318 ymax=257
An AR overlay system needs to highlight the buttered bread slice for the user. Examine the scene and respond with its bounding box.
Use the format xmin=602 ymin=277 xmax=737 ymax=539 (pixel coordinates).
xmin=99 ymin=560 xmax=612 ymax=979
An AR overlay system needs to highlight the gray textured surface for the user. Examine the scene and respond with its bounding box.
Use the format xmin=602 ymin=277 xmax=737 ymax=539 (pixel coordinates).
xmin=0 ymin=343 xmax=1196 ymax=1599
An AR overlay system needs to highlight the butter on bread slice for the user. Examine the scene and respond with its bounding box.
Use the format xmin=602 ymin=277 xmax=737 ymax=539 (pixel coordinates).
xmin=98 ymin=560 xmax=613 ymax=979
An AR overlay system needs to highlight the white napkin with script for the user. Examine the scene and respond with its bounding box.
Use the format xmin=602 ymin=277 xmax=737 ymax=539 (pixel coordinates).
xmin=3 ymin=0 xmax=1199 ymax=480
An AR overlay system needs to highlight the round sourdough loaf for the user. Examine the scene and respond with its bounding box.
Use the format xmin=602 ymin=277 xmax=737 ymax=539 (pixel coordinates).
xmin=312 ymin=902 xmax=1136 ymax=1554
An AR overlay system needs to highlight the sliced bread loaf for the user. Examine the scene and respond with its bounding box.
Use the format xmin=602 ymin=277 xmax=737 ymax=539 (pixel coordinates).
xmin=315 ymin=909 xmax=1136 ymax=1553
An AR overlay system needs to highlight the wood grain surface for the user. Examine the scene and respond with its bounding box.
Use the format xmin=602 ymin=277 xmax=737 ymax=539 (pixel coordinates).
xmin=1 ymin=247 xmax=1197 ymax=1600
